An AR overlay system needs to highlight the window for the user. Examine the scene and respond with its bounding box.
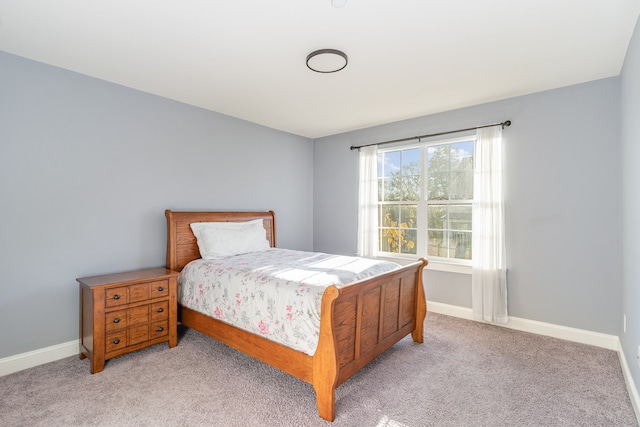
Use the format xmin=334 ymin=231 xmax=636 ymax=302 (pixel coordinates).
xmin=376 ymin=136 xmax=475 ymax=263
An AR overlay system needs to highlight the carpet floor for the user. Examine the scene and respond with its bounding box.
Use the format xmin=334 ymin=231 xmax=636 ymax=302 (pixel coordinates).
xmin=1 ymin=312 xmax=637 ymax=426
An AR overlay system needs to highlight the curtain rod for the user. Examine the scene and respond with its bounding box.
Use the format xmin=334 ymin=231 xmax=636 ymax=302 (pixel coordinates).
xmin=349 ymin=120 xmax=511 ymax=151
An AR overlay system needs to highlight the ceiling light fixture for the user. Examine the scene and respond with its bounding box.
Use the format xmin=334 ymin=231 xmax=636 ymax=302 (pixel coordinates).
xmin=331 ymin=0 xmax=347 ymax=7
xmin=306 ymin=49 xmax=348 ymax=73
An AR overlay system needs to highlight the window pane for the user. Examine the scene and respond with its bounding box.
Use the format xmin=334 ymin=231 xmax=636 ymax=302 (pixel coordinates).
xmin=380 ymin=205 xmax=399 ymax=226
xmin=451 ymin=141 xmax=474 ymax=171
xmin=428 ymin=172 xmax=449 ymax=200
xmin=402 ymin=148 xmax=420 ymax=170
xmin=428 ymin=205 xmax=446 ymax=230
xmin=401 ymin=229 xmax=417 ymax=255
xmin=379 ymin=203 xmax=418 ymax=254
xmin=402 ymin=149 xmax=420 ymax=185
xmin=400 ymin=205 xmax=417 ymax=229
xmin=449 ymin=231 xmax=472 ymax=260
xmin=449 ymin=205 xmax=472 ymax=231
xmin=450 ymin=171 xmax=473 ymax=200
xmin=428 ymin=230 xmax=447 ymax=257
xmin=381 ymin=227 xmax=401 ymax=253
xmin=378 ymin=148 xmax=421 ymax=207
xmin=401 ymin=176 xmax=420 ymax=201
xmin=380 ymin=151 xmax=401 ymax=178
xmin=379 ymin=203 xmax=399 ymax=253
xmin=427 ymin=146 xmax=449 ymax=173
xmin=379 ymin=231 xmax=396 ymax=253
xmin=382 ymin=177 xmax=401 ymax=201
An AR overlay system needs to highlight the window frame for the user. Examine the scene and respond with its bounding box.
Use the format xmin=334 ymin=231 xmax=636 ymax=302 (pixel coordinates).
xmin=375 ymin=135 xmax=476 ymax=269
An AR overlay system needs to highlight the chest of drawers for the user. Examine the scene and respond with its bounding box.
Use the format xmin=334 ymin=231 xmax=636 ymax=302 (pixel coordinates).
xmin=78 ymin=268 xmax=179 ymax=373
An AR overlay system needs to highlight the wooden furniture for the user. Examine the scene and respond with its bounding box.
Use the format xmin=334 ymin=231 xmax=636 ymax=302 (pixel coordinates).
xmin=78 ymin=268 xmax=179 ymax=374
xmin=165 ymin=210 xmax=427 ymax=422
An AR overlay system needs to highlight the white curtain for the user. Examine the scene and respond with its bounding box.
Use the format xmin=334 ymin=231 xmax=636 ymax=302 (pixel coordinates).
xmin=357 ymin=146 xmax=379 ymax=258
xmin=472 ymin=125 xmax=508 ymax=323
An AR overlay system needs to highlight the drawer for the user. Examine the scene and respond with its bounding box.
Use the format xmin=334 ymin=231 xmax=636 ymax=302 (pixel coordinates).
xmin=150 ymin=320 xmax=169 ymax=339
xmin=105 ymin=282 xmax=153 ymax=307
xmin=150 ymin=280 xmax=169 ymax=299
xmin=105 ymin=287 xmax=128 ymax=308
xmin=106 ymin=332 xmax=128 ymax=353
xmin=105 ymin=309 xmax=128 ymax=332
xmin=151 ymin=301 xmax=169 ymax=321
xmin=129 ymin=283 xmax=150 ymax=303
xmin=129 ymin=324 xmax=149 ymax=346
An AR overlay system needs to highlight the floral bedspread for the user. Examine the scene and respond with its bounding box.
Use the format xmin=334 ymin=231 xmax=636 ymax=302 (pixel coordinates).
xmin=178 ymin=248 xmax=400 ymax=355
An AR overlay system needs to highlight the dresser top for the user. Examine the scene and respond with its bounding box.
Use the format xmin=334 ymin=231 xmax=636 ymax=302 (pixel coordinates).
xmin=77 ymin=268 xmax=180 ymax=287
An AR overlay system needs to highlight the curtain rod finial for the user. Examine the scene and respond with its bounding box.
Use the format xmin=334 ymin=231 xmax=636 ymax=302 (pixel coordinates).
xmin=502 ymin=120 xmax=511 ymax=128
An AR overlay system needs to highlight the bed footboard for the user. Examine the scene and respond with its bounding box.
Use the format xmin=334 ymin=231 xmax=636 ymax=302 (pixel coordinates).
xmin=312 ymin=259 xmax=427 ymax=421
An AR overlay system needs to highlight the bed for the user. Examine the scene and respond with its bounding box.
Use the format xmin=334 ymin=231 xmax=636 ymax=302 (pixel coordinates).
xmin=165 ymin=210 xmax=428 ymax=421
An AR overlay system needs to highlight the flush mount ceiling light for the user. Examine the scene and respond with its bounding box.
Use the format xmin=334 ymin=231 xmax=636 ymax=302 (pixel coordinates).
xmin=306 ymin=49 xmax=348 ymax=73
xmin=331 ymin=0 xmax=347 ymax=7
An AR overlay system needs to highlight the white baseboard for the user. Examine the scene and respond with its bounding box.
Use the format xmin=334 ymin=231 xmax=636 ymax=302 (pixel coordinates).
xmin=427 ymin=301 xmax=619 ymax=350
xmin=0 ymin=339 xmax=79 ymax=377
xmin=618 ymin=342 xmax=640 ymax=426
xmin=427 ymin=301 xmax=476 ymax=321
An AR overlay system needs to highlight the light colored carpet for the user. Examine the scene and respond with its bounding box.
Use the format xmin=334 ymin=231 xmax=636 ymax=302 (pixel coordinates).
xmin=1 ymin=313 xmax=637 ymax=426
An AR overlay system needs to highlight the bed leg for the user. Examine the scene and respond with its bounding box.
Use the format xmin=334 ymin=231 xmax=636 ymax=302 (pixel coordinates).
xmin=411 ymin=259 xmax=428 ymax=343
xmin=314 ymin=385 xmax=336 ymax=422
xmin=411 ymin=318 xmax=425 ymax=343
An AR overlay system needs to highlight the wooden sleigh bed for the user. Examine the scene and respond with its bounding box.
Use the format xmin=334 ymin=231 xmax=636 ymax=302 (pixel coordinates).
xmin=165 ymin=210 xmax=428 ymax=421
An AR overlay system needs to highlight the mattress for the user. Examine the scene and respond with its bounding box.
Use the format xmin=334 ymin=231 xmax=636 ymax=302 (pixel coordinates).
xmin=178 ymin=248 xmax=400 ymax=355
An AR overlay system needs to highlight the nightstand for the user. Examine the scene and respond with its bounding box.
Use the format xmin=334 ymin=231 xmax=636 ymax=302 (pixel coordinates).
xmin=77 ymin=268 xmax=179 ymax=373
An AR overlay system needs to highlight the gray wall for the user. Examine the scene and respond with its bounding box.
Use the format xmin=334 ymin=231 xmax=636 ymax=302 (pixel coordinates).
xmin=621 ymin=15 xmax=640 ymax=402
xmin=0 ymin=52 xmax=314 ymax=359
xmin=1 ymin=37 xmax=633 ymax=362
xmin=314 ymin=77 xmax=622 ymax=335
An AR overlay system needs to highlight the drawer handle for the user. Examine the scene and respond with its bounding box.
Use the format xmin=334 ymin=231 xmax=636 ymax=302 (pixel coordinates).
xmin=157 ymin=308 xmax=164 ymax=313
xmin=113 ymin=317 xmax=121 ymax=323
xmin=113 ymin=338 xmax=120 ymax=345
xmin=156 ymin=327 xmax=164 ymax=332
xmin=113 ymin=294 xmax=121 ymax=300
xmin=157 ymin=286 xmax=164 ymax=291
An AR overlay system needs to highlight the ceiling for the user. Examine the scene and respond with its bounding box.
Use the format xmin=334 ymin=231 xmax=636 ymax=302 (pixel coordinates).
xmin=1 ymin=1 xmax=639 ymax=139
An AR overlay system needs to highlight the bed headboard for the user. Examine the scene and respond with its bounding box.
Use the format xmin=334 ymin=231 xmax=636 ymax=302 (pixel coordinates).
xmin=165 ymin=210 xmax=277 ymax=272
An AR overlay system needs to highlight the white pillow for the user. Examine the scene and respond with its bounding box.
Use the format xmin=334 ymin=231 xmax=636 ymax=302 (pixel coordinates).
xmin=190 ymin=219 xmax=271 ymax=259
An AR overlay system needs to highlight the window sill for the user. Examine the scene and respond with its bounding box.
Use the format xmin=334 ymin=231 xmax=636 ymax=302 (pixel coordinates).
xmin=376 ymin=255 xmax=472 ymax=275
